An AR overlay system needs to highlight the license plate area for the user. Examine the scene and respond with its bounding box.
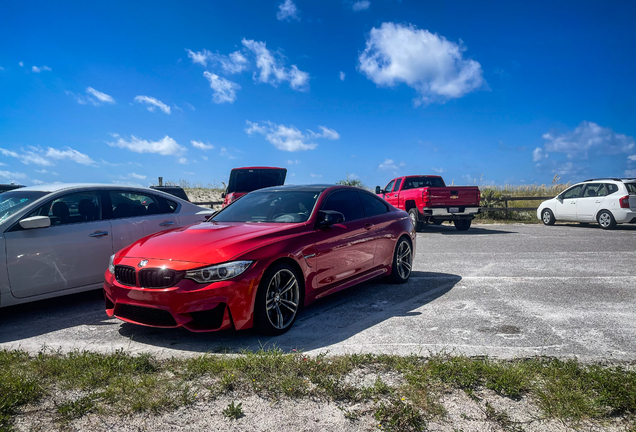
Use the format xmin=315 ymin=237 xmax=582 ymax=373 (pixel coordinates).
xmin=449 ymin=207 xmax=460 ymax=213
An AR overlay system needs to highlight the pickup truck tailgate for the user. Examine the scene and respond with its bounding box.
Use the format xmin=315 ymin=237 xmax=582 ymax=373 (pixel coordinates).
xmin=427 ymin=187 xmax=480 ymax=207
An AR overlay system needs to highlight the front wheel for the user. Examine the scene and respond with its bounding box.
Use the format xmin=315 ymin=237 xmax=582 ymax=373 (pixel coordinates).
xmin=597 ymin=210 xmax=616 ymax=230
xmin=541 ymin=209 xmax=556 ymax=225
xmin=254 ymin=263 xmax=302 ymax=335
xmin=408 ymin=208 xmax=424 ymax=232
xmin=453 ymin=219 xmax=472 ymax=231
xmin=388 ymin=237 xmax=413 ymax=284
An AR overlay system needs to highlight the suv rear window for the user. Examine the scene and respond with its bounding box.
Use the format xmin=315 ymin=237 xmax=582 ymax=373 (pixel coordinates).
xmin=625 ymin=183 xmax=636 ymax=194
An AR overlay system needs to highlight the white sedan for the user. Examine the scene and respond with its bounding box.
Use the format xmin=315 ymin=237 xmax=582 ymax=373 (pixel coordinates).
xmin=0 ymin=183 xmax=215 ymax=307
xmin=538 ymin=178 xmax=636 ymax=229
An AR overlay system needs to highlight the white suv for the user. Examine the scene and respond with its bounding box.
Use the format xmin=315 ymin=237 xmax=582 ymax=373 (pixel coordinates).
xmin=538 ymin=178 xmax=636 ymax=229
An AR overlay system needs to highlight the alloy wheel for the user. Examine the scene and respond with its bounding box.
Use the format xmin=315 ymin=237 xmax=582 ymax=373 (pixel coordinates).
xmin=542 ymin=211 xmax=551 ymax=224
xmin=265 ymin=269 xmax=299 ymax=330
xmin=396 ymin=240 xmax=412 ymax=280
xmin=599 ymin=213 xmax=611 ymax=228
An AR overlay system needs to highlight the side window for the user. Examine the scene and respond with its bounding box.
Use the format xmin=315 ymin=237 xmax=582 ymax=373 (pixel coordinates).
xmin=582 ymin=183 xmax=605 ymax=197
xmin=562 ymin=185 xmax=583 ymax=200
xmin=108 ymin=191 xmax=171 ymax=219
xmin=624 ymin=183 xmax=636 ymax=194
xmin=321 ymin=190 xmax=365 ymax=222
xmin=358 ymin=192 xmax=389 ymax=217
xmin=607 ymin=183 xmax=619 ymax=195
xmin=28 ymin=191 xmax=102 ymax=226
xmin=393 ymin=179 xmax=402 ymax=192
xmin=384 ymin=180 xmax=395 ymax=193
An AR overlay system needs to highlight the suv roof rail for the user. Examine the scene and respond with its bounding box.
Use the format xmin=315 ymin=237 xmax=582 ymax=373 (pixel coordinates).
xmin=583 ymin=178 xmax=622 ymax=182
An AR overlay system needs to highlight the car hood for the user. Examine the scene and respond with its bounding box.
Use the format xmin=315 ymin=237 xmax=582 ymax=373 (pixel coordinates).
xmin=117 ymin=221 xmax=304 ymax=264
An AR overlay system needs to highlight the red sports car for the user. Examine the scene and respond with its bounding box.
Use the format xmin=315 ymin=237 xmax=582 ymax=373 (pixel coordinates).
xmin=103 ymin=185 xmax=415 ymax=335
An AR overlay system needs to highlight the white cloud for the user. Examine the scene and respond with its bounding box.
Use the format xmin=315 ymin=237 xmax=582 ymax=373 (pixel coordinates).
xmin=203 ymin=72 xmax=240 ymax=103
xmin=310 ymin=173 xmax=322 ymax=178
xmin=0 ymin=170 xmax=28 ymax=181
xmin=84 ymin=87 xmax=116 ymax=105
xmin=32 ymin=65 xmax=52 ymax=73
xmin=184 ymin=102 xmax=195 ymax=110
xmin=36 ymin=169 xmax=58 ymax=175
xmin=352 ymin=1 xmax=370 ymax=11
xmin=624 ymin=169 xmax=636 ymax=177
xmin=107 ymin=134 xmax=186 ymax=156
xmin=532 ymin=147 xmax=546 ymax=162
xmin=431 ymin=167 xmax=444 ymax=174
xmin=339 ymin=71 xmax=345 ymax=81
xmin=191 ymin=140 xmax=215 ymax=150
xmin=277 ymin=0 xmax=300 ymax=21
xmin=537 ymin=121 xmax=635 ymax=163
xmin=287 ymin=159 xmax=300 ymax=165
xmin=628 ymin=155 xmax=636 ymax=161
xmin=178 ymin=158 xmax=188 ymax=164
xmin=358 ymin=22 xmax=485 ymax=105
xmin=219 ymin=147 xmax=237 ymax=159
xmin=19 ymin=61 xmax=23 ymax=67
xmin=0 ymin=146 xmax=93 ymax=166
xmin=242 ymin=39 xmax=309 ymax=90
xmin=120 ymin=173 xmax=147 ymax=180
xmin=46 ymin=148 xmax=95 ymax=165
xmin=378 ymin=159 xmax=398 ymax=170
xmin=186 ymin=49 xmax=248 ymax=74
xmin=246 ymin=121 xmax=339 ymax=152
xmin=134 ymin=95 xmax=171 ymax=114
xmin=202 ymin=156 xmax=209 ymax=161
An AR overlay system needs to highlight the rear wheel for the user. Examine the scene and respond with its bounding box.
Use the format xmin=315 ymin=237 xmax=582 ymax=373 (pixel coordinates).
xmin=453 ymin=219 xmax=471 ymax=231
xmin=597 ymin=210 xmax=616 ymax=230
xmin=541 ymin=209 xmax=556 ymax=225
xmin=254 ymin=262 xmax=302 ymax=335
xmin=408 ymin=208 xmax=424 ymax=232
xmin=389 ymin=237 xmax=412 ymax=284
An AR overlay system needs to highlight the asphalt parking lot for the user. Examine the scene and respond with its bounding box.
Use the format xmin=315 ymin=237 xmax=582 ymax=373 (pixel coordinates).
xmin=1 ymin=223 xmax=635 ymax=361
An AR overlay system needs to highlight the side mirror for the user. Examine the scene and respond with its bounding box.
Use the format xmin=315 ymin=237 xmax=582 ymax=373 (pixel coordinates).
xmin=375 ymin=186 xmax=382 ymax=194
xmin=556 ymin=194 xmax=563 ymax=203
xmin=19 ymin=215 xmax=51 ymax=230
xmin=221 ymin=192 xmax=226 ymax=198
xmin=318 ymin=210 xmax=345 ymax=227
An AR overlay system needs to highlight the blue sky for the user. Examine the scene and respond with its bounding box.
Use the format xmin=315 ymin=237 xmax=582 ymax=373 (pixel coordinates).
xmin=1 ymin=0 xmax=635 ymax=189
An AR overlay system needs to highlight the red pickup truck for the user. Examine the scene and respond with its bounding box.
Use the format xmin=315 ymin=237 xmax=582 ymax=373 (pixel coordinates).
xmin=375 ymin=175 xmax=481 ymax=231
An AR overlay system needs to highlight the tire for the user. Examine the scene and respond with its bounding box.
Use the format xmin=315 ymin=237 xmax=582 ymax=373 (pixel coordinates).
xmin=453 ymin=219 xmax=472 ymax=231
xmin=253 ymin=262 xmax=302 ymax=335
xmin=408 ymin=208 xmax=424 ymax=232
xmin=388 ymin=237 xmax=413 ymax=284
xmin=541 ymin=209 xmax=556 ymax=226
xmin=431 ymin=219 xmax=443 ymax=226
xmin=597 ymin=210 xmax=616 ymax=230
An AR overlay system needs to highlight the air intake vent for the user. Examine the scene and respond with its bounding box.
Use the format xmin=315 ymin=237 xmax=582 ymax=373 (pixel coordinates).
xmin=115 ymin=265 xmax=136 ymax=286
xmin=115 ymin=304 xmax=177 ymax=327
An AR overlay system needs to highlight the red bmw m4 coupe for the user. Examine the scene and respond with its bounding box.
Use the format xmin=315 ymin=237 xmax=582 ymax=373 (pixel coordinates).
xmin=104 ymin=185 xmax=415 ymax=335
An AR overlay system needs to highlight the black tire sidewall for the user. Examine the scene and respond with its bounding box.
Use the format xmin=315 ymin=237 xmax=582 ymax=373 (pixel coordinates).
xmin=254 ymin=262 xmax=303 ymax=335
xmin=389 ymin=237 xmax=412 ymax=284
xmin=542 ymin=209 xmax=555 ymax=225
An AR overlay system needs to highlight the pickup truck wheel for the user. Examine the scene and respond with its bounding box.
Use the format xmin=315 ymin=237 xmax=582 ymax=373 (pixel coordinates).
xmin=408 ymin=209 xmax=424 ymax=232
xmin=453 ymin=219 xmax=471 ymax=231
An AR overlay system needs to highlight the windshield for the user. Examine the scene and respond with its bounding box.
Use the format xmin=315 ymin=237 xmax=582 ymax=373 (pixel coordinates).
xmin=0 ymin=191 xmax=50 ymax=224
xmin=212 ymin=190 xmax=320 ymax=223
xmin=227 ymin=169 xmax=287 ymax=193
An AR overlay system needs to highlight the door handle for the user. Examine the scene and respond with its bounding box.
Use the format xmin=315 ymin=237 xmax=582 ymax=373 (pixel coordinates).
xmin=89 ymin=231 xmax=109 ymax=238
xmin=364 ymin=223 xmax=374 ymax=230
xmin=595 ymin=200 xmax=601 ymax=203
xmin=159 ymin=221 xmax=175 ymax=226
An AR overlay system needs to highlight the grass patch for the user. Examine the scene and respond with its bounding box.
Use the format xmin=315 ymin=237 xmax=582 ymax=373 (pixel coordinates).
xmin=0 ymin=349 xmax=635 ymax=429
xmin=222 ymin=401 xmax=244 ymax=420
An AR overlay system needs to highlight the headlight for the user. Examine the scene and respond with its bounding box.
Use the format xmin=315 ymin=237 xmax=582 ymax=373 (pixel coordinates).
xmin=185 ymin=261 xmax=252 ymax=284
xmin=108 ymin=254 xmax=115 ymax=274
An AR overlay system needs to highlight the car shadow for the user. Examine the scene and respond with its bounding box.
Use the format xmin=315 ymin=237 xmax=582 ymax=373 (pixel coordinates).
xmin=556 ymin=222 xmax=636 ymax=231
xmin=114 ymin=271 xmax=461 ymax=354
xmin=418 ymin=224 xmax=514 ymax=235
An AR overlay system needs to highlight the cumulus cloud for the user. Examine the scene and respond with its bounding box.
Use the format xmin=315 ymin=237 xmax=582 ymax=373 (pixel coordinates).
xmin=378 ymin=159 xmax=398 ymax=170
xmin=540 ymin=121 xmax=634 ymax=159
xmin=119 ymin=173 xmax=147 ymax=180
xmin=339 ymin=71 xmax=345 ymax=81
xmin=532 ymin=147 xmax=546 ymax=162
xmin=277 ymin=0 xmax=300 ymax=21
xmin=352 ymin=1 xmax=370 ymax=11
xmin=186 ymin=49 xmax=248 ymax=74
xmin=31 ymin=65 xmax=52 ymax=73
xmin=245 ymin=121 xmax=339 ymax=152
xmin=36 ymin=169 xmax=58 ymax=175
xmin=0 ymin=170 xmax=28 ymax=180
xmin=628 ymin=155 xmax=636 ymax=161
xmin=625 ymin=169 xmax=636 ymax=177
xmin=178 ymin=158 xmax=188 ymax=164
xmin=191 ymin=140 xmax=215 ymax=150
xmin=134 ymin=96 xmax=171 ymax=114
xmin=107 ymin=134 xmax=186 ymax=156
xmin=86 ymin=87 xmax=115 ymax=104
xmin=431 ymin=167 xmax=444 ymax=174
xmin=358 ymin=22 xmax=485 ymax=106
xmin=0 ymin=146 xmax=94 ymax=166
xmin=203 ymin=72 xmax=240 ymax=103
xmin=242 ymin=39 xmax=309 ymax=90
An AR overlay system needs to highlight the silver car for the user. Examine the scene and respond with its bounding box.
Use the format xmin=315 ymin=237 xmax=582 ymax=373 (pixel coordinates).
xmin=0 ymin=183 xmax=215 ymax=307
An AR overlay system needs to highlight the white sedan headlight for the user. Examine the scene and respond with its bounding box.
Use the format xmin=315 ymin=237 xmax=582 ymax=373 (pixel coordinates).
xmin=185 ymin=261 xmax=252 ymax=284
xmin=108 ymin=254 xmax=116 ymax=274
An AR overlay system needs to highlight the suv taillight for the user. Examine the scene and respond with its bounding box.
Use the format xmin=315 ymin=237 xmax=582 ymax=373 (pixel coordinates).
xmin=619 ymin=195 xmax=630 ymax=209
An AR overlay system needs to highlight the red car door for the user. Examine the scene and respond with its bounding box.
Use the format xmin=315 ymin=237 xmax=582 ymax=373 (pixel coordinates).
xmin=313 ymin=190 xmax=377 ymax=295
xmin=385 ymin=178 xmax=402 ymax=208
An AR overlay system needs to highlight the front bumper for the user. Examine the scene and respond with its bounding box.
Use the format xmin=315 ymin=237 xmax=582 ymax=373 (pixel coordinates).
xmin=103 ymin=258 xmax=264 ymax=332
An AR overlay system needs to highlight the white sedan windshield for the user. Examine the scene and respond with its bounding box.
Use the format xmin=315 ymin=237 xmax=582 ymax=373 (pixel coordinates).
xmin=0 ymin=191 xmax=49 ymax=223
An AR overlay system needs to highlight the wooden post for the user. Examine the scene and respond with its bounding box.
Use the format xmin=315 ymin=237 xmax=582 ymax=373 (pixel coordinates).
xmin=505 ymin=197 xmax=509 ymax=219
xmin=158 ymin=177 xmax=163 ymax=187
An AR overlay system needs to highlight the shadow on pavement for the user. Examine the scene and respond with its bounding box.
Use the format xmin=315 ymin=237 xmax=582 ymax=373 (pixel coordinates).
xmin=556 ymin=222 xmax=636 ymax=231
xmin=418 ymin=224 xmax=515 ymax=235
xmin=115 ymin=271 xmax=461 ymax=354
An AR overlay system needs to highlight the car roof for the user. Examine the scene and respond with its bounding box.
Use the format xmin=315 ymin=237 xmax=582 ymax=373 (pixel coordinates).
xmin=255 ymin=184 xmax=351 ymax=193
xmin=15 ymin=183 xmax=156 ymax=193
